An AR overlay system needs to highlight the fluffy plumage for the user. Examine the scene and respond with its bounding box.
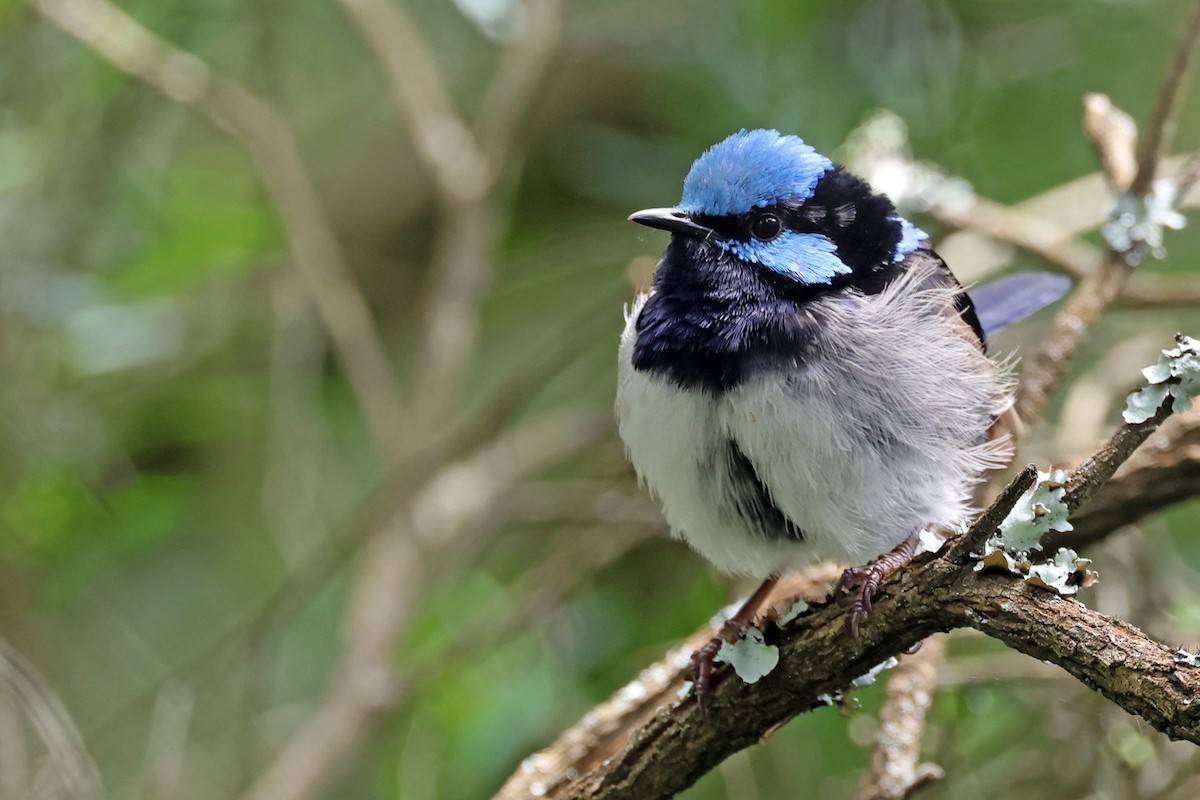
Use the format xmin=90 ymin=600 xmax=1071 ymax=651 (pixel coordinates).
xmin=617 ymin=257 xmax=1010 ymax=575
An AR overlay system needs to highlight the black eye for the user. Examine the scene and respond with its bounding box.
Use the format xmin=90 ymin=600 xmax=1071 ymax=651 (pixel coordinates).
xmin=750 ymin=212 xmax=783 ymax=241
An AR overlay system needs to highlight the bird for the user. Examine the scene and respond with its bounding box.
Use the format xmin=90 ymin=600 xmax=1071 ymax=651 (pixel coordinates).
xmin=615 ymin=128 xmax=1068 ymax=701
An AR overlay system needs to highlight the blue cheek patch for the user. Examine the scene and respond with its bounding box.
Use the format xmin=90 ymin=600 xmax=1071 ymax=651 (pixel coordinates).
xmin=893 ymin=216 xmax=927 ymax=262
xmin=719 ymin=232 xmax=851 ymax=284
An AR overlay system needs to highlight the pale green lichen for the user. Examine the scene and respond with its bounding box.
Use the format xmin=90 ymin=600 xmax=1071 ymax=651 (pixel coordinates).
xmin=715 ymin=626 xmax=779 ymax=684
xmin=849 ymin=657 xmax=899 ymax=689
xmin=775 ymin=598 xmax=809 ymax=626
xmin=1124 ymin=334 xmax=1200 ymax=423
xmin=1103 ymin=181 xmax=1187 ymax=265
xmin=996 ymin=469 xmax=1073 ymax=553
xmin=974 ymin=471 xmax=1098 ymax=596
xmin=1026 ymin=548 xmax=1096 ymax=596
xmin=916 ymin=523 xmax=954 ymax=555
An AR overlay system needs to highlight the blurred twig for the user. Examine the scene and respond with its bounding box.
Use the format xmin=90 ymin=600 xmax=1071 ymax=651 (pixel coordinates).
xmin=1015 ymin=0 xmax=1200 ymax=424
xmin=1084 ymin=92 xmax=1139 ymax=192
xmin=262 ymin=270 xmax=329 ymax=563
xmin=1118 ymin=274 xmax=1200 ymax=308
xmin=336 ymin=0 xmax=488 ymax=201
xmin=0 ymin=675 xmax=28 ymax=798
xmin=242 ymin=408 xmax=608 ymax=800
xmin=337 ymin=0 xmax=566 ymax=431
xmin=929 ymin=193 xmax=1103 ymax=278
xmin=30 ymin=0 xmax=407 ymax=460
xmin=856 ymin=637 xmax=946 ymax=800
xmin=1131 ymin=0 xmax=1200 ymax=196
xmin=0 ymin=638 xmax=104 ymax=800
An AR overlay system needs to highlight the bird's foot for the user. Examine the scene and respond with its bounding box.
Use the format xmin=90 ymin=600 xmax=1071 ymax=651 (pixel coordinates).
xmin=833 ymin=539 xmax=916 ymax=638
xmin=691 ymin=575 xmax=778 ymax=711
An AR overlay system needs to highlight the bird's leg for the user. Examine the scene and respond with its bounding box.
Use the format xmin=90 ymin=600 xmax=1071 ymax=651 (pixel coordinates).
xmin=691 ymin=575 xmax=779 ymax=709
xmin=834 ymin=538 xmax=916 ymax=638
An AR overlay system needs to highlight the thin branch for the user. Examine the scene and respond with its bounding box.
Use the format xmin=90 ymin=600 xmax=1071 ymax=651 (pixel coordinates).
xmin=946 ymin=464 xmax=1038 ymax=561
xmin=30 ymin=0 xmax=407 ymax=460
xmin=0 ymin=639 xmax=104 ymax=800
xmin=336 ymin=0 xmax=489 ymax=201
xmin=337 ymin=0 xmax=566 ymax=432
xmin=1062 ymin=397 xmax=1175 ymax=512
xmin=1012 ymin=237 xmax=1124 ymax=425
xmin=932 ymin=151 xmax=1200 ymax=283
xmin=1048 ymin=408 xmax=1200 ymax=550
xmin=856 ymin=637 xmax=946 ymax=800
xmin=0 ymin=682 xmax=27 ymax=799
xmin=1174 ymin=148 xmax=1200 ymax=197
xmin=1118 ymin=274 xmax=1200 ymax=308
xmin=473 ymin=0 xmax=566 ymax=172
xmin=928 ymin=192 xmax=1103 ymax=278
xmin=1083 ymin=92 xmax=1139 ymax=192
xmin=1130 ymin=0 xmax=1200 ymax=196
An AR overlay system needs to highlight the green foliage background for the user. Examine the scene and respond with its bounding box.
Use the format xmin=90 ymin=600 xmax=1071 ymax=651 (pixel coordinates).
xmin=1 ymin=0 xmax=1199 ymax=798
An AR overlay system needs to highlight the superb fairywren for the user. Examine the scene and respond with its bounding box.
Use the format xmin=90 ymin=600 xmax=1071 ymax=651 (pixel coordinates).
xmin=615 ymin=129 xmax=1067 ymax=698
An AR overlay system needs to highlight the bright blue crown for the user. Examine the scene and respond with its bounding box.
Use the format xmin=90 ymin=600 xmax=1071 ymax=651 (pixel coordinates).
xmin=679 ymin=129 xmax=832 ymax=216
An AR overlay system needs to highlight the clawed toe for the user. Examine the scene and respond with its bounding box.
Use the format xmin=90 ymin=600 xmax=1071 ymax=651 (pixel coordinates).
xmin=834 ymin=539 xmax=917 ymax=638
xmin=690 ymin=635 xmax=725 ymax=711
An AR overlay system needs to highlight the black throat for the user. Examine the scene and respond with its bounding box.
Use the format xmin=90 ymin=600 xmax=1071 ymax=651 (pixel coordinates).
xmin=632 ymin=169 xmax=911 ymax=392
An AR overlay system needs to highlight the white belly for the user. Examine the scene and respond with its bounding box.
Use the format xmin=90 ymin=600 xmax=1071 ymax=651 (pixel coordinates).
xmin=615 ymin=273 xmax=1009 ymax=577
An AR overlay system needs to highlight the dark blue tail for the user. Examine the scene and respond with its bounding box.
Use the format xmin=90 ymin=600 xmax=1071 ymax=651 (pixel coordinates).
xmin=969 ymin=272 xmax=1071 ymax=337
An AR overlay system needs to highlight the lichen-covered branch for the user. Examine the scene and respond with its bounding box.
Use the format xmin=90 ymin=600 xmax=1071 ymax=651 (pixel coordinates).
xmin=1049 ymin=408 xmax=1200 ymax=550
xmin=497 ymin=539 xmax=1200 ymax=800
xmin=497 ymin=542 xmax=1200 ymax=800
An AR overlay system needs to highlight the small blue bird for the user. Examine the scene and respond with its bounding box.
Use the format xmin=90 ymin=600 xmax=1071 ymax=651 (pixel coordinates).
xmin=616 ymin=129 xmax=1067 ymax=698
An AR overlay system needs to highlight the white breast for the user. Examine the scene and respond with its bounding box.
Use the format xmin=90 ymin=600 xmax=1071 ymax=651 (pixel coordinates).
xmin=615 ymin=267 xmax=1010 ymax=577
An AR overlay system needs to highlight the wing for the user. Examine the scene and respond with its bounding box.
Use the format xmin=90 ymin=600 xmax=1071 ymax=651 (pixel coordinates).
xmin=968 ymin=271 xmax=1071 ymax=338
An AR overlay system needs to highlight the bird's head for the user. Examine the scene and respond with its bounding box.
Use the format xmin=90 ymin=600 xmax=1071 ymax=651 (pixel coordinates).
xmin=630 ymin=129 xmax=926 ymax=286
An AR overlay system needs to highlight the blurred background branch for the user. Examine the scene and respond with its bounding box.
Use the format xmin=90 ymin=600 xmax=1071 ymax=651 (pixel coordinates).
xmin=30 ymin=0 xmax=407 ymax=460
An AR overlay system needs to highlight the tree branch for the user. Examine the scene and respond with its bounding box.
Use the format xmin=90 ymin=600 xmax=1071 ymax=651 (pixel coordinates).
xmin=494 ymin=353 xmax=1197 ymax=800
xmin=497 ymin=544 xmax=1200 ymax=800
xmin=1049 ymin=408 xmax=1200 ymax=551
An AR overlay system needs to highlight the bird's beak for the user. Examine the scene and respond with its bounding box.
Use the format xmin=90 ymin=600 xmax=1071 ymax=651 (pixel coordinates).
xmin=628 ymin=207 xmax=716 ymax=239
